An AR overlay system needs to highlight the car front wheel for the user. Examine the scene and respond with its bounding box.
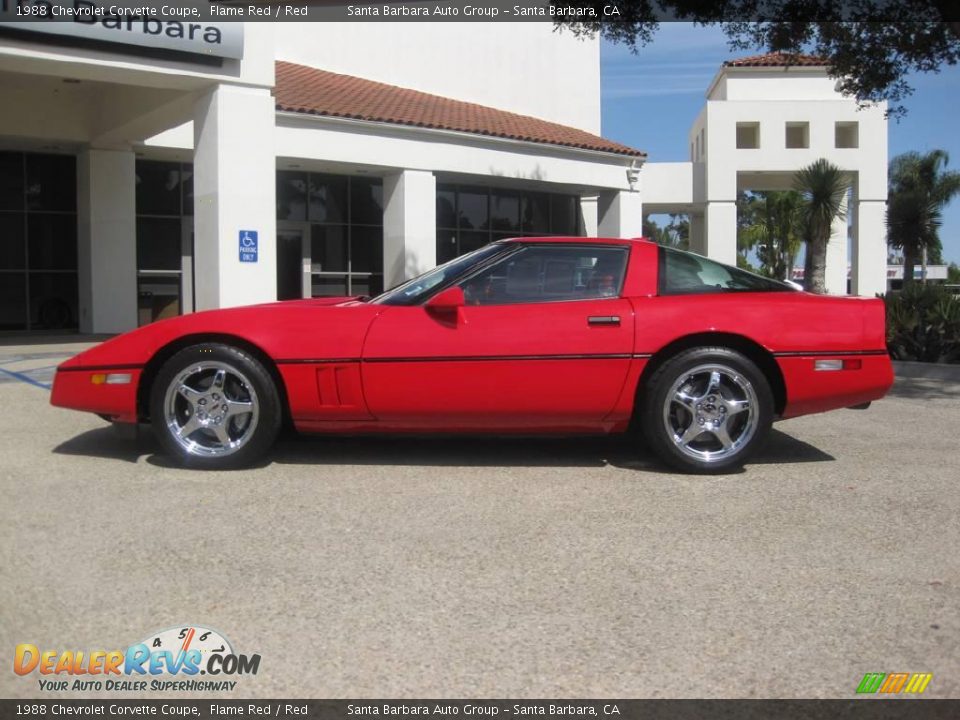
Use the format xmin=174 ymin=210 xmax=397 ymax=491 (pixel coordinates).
xmin=640 ymin=347 xmax=773 ymax=473
xmin=150 ymin=343 xmax=281 ymax=469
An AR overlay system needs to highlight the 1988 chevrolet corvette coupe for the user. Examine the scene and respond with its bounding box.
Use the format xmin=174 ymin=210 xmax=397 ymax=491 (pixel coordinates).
xmin=51 ymin=237 xmax=893 ymax=473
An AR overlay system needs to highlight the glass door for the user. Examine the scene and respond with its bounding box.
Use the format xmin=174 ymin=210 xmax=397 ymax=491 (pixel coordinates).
xmin=277 ymin=222 xmax=309 ymax=300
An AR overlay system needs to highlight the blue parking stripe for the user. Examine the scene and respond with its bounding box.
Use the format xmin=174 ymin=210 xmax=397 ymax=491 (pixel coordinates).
xmin=0 ymin=366 xmax=52 ymax=390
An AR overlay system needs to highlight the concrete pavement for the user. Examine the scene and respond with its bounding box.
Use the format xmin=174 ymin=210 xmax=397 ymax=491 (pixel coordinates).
xmin=1 ymin=342 xmax=957 ymax=699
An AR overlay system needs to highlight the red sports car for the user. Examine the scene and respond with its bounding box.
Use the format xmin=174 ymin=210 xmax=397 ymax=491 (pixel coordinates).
xmin=51 ymin=238 xmax=893 ymax=473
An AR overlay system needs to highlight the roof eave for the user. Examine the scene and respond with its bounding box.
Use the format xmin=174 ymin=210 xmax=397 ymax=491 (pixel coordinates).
xmin=706 ymin=62 xmax=832 ymax=98
xmin=275 ymin=109 xmax=647 ymax=162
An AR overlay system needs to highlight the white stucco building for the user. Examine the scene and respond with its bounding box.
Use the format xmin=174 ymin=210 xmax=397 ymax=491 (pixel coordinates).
xmin=0 ymin=20 xmax=649 ymax=334
xmin=0 ymin=21 xmax=887 ymax=336
xmin=643 ymin=53 xmax=888 ymax=297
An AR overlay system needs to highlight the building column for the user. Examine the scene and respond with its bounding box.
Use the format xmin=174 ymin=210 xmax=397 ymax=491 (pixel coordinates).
xmin=597 ymin=190 xmax=643 ymax=238
xmin=383 ymin=169 xmax=437 ymax=289
xmin=852 ymin=200 xmax=887 ymax=297
xmin=688 ymin=211 xmax=706 ymax=254
xmin=825 ymin=193 xmax=849 ymax=295
xmin=77 ymin=148 xmax=137 ymax=334
xmin=704 ymin=201 xmax=737 ymax=266
xmin=580 ymin=195 xmax=598 ymax=236
xmin=193 ymin=84 xmax=276 ymax=310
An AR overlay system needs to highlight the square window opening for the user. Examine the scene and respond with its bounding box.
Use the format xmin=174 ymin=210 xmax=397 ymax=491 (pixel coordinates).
xmin=785 ymin=122 xmax=810 ymax=149
xmin=835 ymin=121 xmax=859 ymax=148
xmin=736 ymin=122 xmax=760 ymax=149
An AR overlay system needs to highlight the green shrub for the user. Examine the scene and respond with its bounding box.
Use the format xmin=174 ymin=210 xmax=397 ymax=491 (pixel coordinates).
xmin=884 ymin=284 xmax=960 ymax=363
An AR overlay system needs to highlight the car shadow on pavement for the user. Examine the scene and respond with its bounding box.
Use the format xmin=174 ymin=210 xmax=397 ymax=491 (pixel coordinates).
xmin=53 ymin=426 xmax=832 ymax=472
xmin=52 ymin=424 xmax=159 ymax=463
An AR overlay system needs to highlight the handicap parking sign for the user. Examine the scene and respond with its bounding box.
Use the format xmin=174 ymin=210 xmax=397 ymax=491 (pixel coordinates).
xmin=239 ymin=230 xmax=258 ymax=263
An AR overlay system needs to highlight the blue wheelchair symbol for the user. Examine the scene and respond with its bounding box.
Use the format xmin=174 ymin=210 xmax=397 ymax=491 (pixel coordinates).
xmin=239 ymin=230 xmax=258 ymax=263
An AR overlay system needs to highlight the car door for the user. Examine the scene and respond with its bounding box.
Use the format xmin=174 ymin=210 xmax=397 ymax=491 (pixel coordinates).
xmin=361 ymin=244 xmax=635 ymax=429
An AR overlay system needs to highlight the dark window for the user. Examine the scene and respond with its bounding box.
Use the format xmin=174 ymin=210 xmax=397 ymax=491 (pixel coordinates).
xmin=350 ymin=226 xmax=383 ymax=273
xmin=521 ymin=192 xmax=549 ymax=233
xmin=490 ymin=192 xmax=520 ymax=232
xmin=0 ymin=213 xmax=26 ymax=270
xmin=27 ymin=214 xmax=78 ymax=270
xmin=0 ymin=273 xmax=27 ymax=331
xmin=458 ymin=230 xmax=490 ymax=257
xmin=276 ymin=171 xmax=308 ymax=222
xmin=311 ymin=275 xmax=348 ymax=297
xmin=30 ymin=272 xmax=78 ymax=330
xmin=0 ymin=152 xmax=24 ymax=212
xmin=181 ymin=167 xmax=193 ymax=216
xmin=135 ymin=160 xmax=193 ymax=325
xmin=436 ymin=185 xmax=583 ymax=262
xmin=550 ymin=195 xmax=578 ymax=235
xmin=457 ymin=188 xmax=488 ymax=230
xmin=136 ymin=217 xmax=182 ymax=271
xmin=436 ymin=230 xmax=457 ymax=265
xmin=309 ymin=174 xmax=348 ymax=224
xmin=0 ymin=152 xmax=78 ymax=332
xmin=460 ymin=245 xmax=628 ymax=306
xmin=660 ymin=247 xmax=795 ymax=295
xmin=349 ymin=274 xmax=383 ymax=297
xmin=311 ymin=224 xmax=348 ymax=273
xmin=350 ymin=177 xmax=383 ymax=225
xmin=135 ymin=160 xmax=182 ymax=216
xmin=436 ymin=189 xmax=457 ymax=230
xmin=282 ymin=173 xmax=384 ymax=298
xmin=26 ymin=154 xmax=75 ymax=212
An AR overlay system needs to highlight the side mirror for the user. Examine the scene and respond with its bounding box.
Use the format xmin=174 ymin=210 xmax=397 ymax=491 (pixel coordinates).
xmin=425 ymin=286 xmax=465 ymax=324
xmin=425 ymin=286 xmax=465 ymax=311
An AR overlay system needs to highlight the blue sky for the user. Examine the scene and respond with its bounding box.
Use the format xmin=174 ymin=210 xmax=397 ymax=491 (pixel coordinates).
xmin=599 ymin=23 xmax=960 ymax=264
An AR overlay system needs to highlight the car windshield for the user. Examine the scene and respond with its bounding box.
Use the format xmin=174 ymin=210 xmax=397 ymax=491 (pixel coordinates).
xmin=372 ymin=243 xmax=512 ymax=306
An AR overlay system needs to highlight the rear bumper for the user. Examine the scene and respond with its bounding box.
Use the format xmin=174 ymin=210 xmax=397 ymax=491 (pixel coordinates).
xmin=50 ymin=367 xmax=142 ymax=424
xmin=778 ymin=353 xmax=894 ymax=419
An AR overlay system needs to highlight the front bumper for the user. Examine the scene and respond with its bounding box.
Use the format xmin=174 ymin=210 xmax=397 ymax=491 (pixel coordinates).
xmin=50 ymin=367 xmax=143 ymax=424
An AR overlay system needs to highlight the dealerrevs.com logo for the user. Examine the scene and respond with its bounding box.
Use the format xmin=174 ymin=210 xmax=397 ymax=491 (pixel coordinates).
xmin=13 ymin=625 xmax=260 ymax=692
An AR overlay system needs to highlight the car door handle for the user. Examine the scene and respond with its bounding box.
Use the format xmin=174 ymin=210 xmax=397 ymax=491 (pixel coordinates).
xmin=587 ymin=316 xmax=621 ymax=326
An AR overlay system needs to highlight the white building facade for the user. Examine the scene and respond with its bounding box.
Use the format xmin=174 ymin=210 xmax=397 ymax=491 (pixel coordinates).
xmin=0 ymin=24 xmax=888 ymax=337
xmin=643 ymin=53 xmax=889 ymax=297
xmin=0 ymin=21 xmax=645 ymax=334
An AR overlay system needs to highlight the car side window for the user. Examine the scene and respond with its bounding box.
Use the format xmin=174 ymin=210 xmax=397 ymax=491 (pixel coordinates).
xmin=459 ymin=246 xmax=628 ymax=306
xmin=660 ymin=247 xmax=795 ymax=294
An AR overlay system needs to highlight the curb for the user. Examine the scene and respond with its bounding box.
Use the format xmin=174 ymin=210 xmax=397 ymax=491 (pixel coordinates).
xmin=893 ymin=361 xmax=960 ymax=381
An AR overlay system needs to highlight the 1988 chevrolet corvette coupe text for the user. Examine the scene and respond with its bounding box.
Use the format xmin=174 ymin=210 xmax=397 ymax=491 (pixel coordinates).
xmin=51 ymin=238 xmax=893 ymax=473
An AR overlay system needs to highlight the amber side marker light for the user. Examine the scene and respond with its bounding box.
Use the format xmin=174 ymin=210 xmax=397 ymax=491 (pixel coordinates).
xmin=91 ymin=373 xmax=132 ymax=385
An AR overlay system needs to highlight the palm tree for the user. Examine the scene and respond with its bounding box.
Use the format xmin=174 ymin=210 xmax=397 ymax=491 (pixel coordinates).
xmin=887 ymin=150 xmax=960 ymax=287
xmin=794 ymin=159 xmax=849 ymax=294
xmin=737 ymin=191 xmax=805 ymax=281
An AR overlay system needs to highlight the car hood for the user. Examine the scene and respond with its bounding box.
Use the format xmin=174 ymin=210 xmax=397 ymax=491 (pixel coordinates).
xmin=60 ymin=298 xmax=383 ymax=370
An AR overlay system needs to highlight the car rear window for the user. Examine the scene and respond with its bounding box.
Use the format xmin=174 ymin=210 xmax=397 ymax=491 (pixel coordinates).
xmin=659 ymin=247 xmax=796 ymax=295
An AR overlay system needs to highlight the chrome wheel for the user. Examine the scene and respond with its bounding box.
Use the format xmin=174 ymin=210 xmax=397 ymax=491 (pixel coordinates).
xmin=162 ymin=361 xmax=260 ymax=458
xmin=662 ymin=363 xmax=758 ymax=464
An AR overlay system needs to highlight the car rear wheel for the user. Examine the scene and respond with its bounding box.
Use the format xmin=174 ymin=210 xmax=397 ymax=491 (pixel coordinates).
xmin=640 ymin=347 xmax=773 ymax=473
xmin=150 ymin=344 xmax=281 ymax=469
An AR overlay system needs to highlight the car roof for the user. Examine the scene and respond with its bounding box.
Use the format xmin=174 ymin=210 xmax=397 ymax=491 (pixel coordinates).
xmin=498 ymin=236 xmax=656 ymax=246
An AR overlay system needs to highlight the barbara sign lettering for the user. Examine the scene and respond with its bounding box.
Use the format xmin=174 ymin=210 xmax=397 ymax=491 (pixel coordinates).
xmin=0 ymin=0 xmax=243 ymax=60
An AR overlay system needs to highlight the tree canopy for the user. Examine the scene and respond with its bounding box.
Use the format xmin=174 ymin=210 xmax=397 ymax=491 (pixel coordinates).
xmin=558 ymin=3 xmax=960 ymax=118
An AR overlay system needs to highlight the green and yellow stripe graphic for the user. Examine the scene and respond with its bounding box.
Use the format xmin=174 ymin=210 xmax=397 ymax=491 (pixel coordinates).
xmin=856 ymin=672 xmax=932 ymax=694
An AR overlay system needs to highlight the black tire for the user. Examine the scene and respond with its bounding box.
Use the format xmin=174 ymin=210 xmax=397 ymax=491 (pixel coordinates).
xmin=639 ymin=346 xmax=774 ymax=474
xmin=149 ymin=343 xmax=282 ymax=469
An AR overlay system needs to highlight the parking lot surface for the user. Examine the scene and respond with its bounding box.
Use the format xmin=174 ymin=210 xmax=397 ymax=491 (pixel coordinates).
xmin=1 ymin=341 xmax=957 ymax=699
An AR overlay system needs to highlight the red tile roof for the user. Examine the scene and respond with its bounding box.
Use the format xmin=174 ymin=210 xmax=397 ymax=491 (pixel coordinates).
xmin=274 ymin=61 xmax=645 ymax=158
xmin=724 ymin=52 xmax=829 ymax=68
